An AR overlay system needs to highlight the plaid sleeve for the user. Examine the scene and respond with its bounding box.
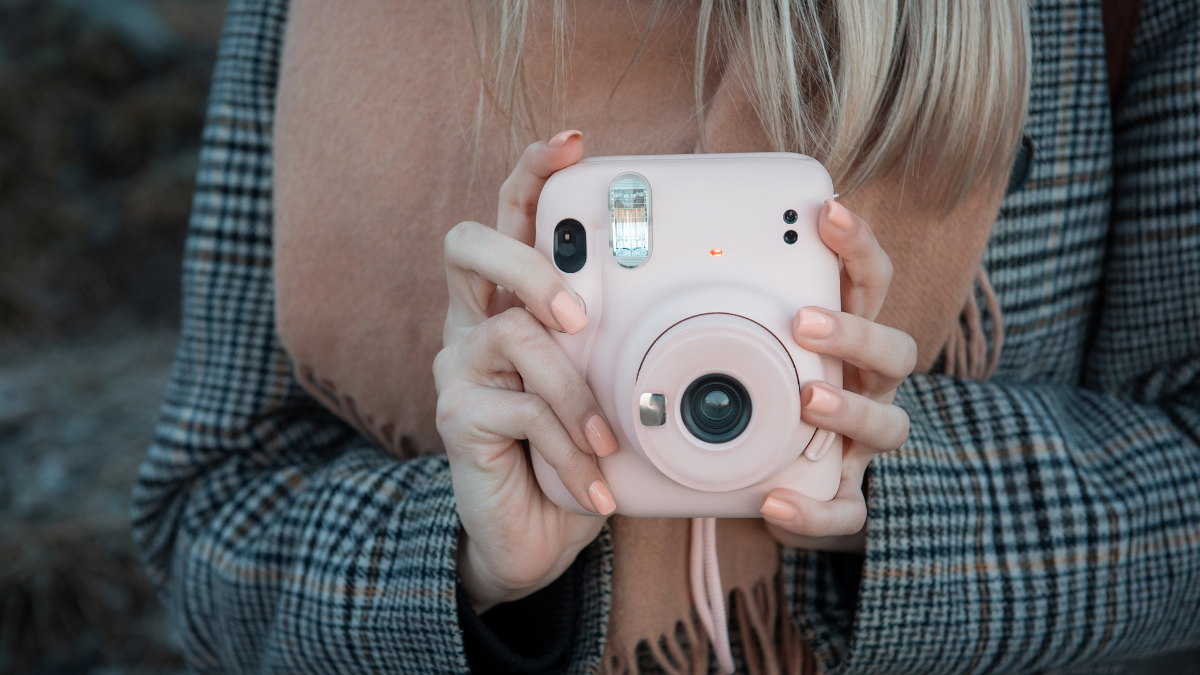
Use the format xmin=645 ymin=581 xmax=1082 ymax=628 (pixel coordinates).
xmin=786 ymin=1 xmax=1200 ymax=673
xmin=128 ymin=1 xmax=611 ymax=673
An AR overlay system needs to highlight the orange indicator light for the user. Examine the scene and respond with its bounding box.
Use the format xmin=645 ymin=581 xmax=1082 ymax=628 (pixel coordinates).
xmin=710 ymin=248 xmax=723 ymax=257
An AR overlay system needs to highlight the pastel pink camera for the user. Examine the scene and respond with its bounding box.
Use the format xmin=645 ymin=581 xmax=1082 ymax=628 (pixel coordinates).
xmin=532 ymin=153 xmax=842 ymax=518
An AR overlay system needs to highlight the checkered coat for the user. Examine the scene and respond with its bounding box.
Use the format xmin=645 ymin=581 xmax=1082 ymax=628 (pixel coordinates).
xmin=130 ymin=0 xmax=1200 ymax=672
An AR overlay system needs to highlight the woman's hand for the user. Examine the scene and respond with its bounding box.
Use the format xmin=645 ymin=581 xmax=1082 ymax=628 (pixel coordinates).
xmin=759 ymin=200 xmax=916 ymax=552
xmin=435 ymin=131 xmax=619 ymax=614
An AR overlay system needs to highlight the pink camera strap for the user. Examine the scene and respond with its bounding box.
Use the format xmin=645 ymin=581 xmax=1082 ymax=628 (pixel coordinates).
xmin=690 ymin=517 xmax=736 ymax=674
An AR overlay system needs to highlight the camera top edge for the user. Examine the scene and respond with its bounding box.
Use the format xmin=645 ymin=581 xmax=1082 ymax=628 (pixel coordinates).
xmin=575 ymin=151 xmax=818 ymax=165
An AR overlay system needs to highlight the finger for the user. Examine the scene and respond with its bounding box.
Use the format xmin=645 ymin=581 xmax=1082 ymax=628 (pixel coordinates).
xmin=441 ymin=387 xmax=615 ymax=515
xmin=454 ymin=307 xmax=618 ymax=459
xmin=763 ymin=524 xmax=868 ymax=552
xmin=758 ymin=484 xmax=867 ymax=539
xmin=444 ymin=221 xmax=588 ymax=337
xmin=800 ymin=381 xmax=910 ymax=452
xmin=497 ymin=130 xmax=584 ymax=244
xmin=818 ymin=200 xmax=893 ymax=320
xmin=792 ymin=308 xmax=917 ymax=387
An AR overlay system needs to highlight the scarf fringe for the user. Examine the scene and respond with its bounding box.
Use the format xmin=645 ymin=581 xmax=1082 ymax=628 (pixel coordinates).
xmin=944 ymin=265 xmax=1004 ymax=381
xmin=598 ymin=575 xmax=818 ymax=675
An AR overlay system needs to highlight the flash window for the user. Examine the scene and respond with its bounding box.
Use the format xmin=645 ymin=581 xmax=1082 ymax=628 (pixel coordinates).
xmin=609 ymin=172 xmax=652 ymax=269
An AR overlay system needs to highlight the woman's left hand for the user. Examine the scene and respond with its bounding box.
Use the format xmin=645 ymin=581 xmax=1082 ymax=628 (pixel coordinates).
xmin=760 ymin=199 xmax=916 ymax=552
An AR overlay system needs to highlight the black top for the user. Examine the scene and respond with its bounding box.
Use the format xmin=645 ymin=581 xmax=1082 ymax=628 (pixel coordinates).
xmin=458 ymin=549 xmax=866 ymax=674
xmin=458 ymin=555 xmax=583 ymax=675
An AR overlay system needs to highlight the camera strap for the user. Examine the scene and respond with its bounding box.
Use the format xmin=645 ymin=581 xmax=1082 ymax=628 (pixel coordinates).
xmin=690 ymin=517 xmax=736 ymax=674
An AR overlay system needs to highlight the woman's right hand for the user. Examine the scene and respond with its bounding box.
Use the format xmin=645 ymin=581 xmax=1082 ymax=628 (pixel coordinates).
xmin=434 ymin=131 xmax=619 ymax=614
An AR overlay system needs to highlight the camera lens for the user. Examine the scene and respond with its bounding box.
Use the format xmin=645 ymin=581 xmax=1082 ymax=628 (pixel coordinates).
xmin=783 ymin=209 xmax=798 ymax=224
xmin=553 ymin=219 xmax=587 ymax=273
xmin=783 ymin=230 xmax=798 ymax=244
xmin=680 ymin=374 xmax=752 ymax=443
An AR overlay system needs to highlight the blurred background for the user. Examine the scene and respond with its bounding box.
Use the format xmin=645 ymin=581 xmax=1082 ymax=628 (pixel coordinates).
xmin=0 ymin=0 xmax=225 ymax=671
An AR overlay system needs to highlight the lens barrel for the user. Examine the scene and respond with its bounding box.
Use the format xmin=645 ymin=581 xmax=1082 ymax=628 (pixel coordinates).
xmin=680 ymin=374 xmax=752 ymax=443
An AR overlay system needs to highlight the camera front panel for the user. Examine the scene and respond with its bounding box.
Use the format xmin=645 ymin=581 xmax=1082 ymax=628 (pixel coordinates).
xmin=532 ymin=153 xmax=842 ymax=517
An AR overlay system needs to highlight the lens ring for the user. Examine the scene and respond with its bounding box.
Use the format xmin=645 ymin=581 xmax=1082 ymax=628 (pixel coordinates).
xmin=783 ymin=209 xmax=798 ymax=224
xmin=680 ymin=374 xmax=752 ymax=444
xmin=783 ymin=230 xmax=798 ymax=244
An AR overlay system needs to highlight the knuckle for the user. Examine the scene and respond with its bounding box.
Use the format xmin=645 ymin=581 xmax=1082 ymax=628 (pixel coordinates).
xmin=879 ymin=252 xmax=894 ymax=284
xmin=845 ymin=394 xmax=873 ymax=431
xmin=805 ymin=503 xmax=839 ymax=535
xmin=845 ymin=504 xmax=868 ymax=535
xmin=491 ymin=307 xmax=541 ymax=346
xmin=892 ymin=409 xmax=911 ymax=449
xmin=899 ymin=334 xmax=918 ymax=376
xmin=444 ymin=221 xmax=486 ymax=262
xmin=432 ymin=347 xmax=456 ymax=388
xmin=434 ymin=393 xmax=456 ymax=428
xmin=846 ymin=316 xmax=873 ymax=355
xmin=525 ymin=409 xmax=570 ymax=459
xmin=499 ymin=172 xmax=517 ymax=198
xmin=444 ymin=221 xmax=474 ymax=249
xmin=434 ymin=391 xmax=467 ymax=444
xmin=522 ymin=396 xmax=556 ymax=432
xmin=511 ymin=243 xmax=549 ymax=280
xmin=865 ymin=252 xmax=894 ymax=292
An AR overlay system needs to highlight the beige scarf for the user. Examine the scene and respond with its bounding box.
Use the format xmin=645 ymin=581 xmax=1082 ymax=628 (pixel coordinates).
xmin=600 ymin=517 xmax=813 ymax=675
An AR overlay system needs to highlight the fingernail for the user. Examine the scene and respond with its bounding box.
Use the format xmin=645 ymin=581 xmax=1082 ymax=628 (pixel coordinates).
xmin=588 ymin=480 xmax=616 ymax=515
xmin=794 ymin=308 xmax=834 ymax=339
xmin=804 ymin=384 xmax=842 ymax=415
xmin=585 ymin=415 xmax=618 ymax=457
xmin=825 ymin=199 xmax=852 ymax=230
xmin=760 ymin=496 xmax=796 ymax=522
xmin=547 ymin=130 xmax=582 ymax=149
xmin=550 ymin=291 xmax=588 ymax=334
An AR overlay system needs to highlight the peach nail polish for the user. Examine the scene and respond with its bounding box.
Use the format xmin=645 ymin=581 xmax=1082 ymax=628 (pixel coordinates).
xmin=804 ymin=384 xmax=842 ymax=415
xmin=547 ymin=130 xmax=582 ymax=149
xmin=760 ymin=496 xmax=796 ymax=521
xmin=825 ymin=199 xmax=852 ymax=229
xmin=794 ymin=308 xmax=834 ymax=339
xmin=588 ymin=480 xmax=617 ymax=515
xmin=550 ymin=291 xmax=588 ymax=334
xmin=585 ymin=415 xmax=618 ymax=457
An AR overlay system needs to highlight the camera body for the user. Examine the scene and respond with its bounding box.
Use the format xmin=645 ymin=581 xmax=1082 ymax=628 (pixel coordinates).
xmin=532 ymin=153 xmax=842 ymax=518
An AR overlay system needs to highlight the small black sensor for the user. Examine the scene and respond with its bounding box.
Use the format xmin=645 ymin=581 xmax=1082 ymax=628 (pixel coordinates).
xmin=783 ymin=209 xmax=798 ymax=224
xmin=553 ymin=219 xmax=587 ymax=273
xmin=783 ymin=230 xmax=798 ymax=244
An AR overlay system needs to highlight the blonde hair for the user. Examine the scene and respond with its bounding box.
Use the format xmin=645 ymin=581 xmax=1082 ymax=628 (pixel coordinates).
xmin=470 ymin=0 xmax=1031 ymax=206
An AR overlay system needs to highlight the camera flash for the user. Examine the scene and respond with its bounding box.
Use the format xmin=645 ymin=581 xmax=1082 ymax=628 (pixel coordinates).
xmin=710 ymin=249 xmax=723 ymax=257
xmin=610 ymin=173 xmax=652 ymax=269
